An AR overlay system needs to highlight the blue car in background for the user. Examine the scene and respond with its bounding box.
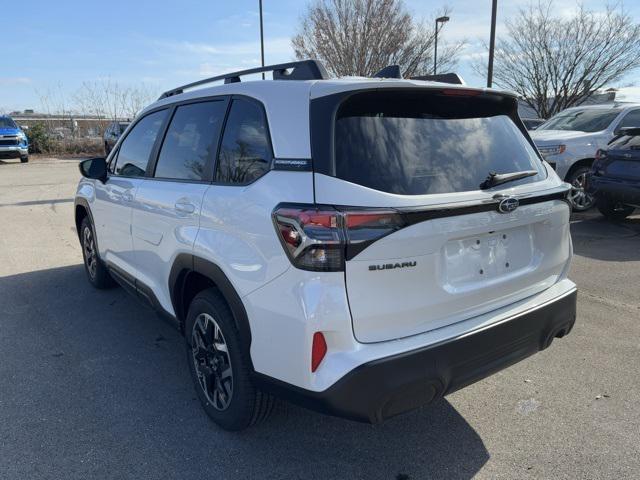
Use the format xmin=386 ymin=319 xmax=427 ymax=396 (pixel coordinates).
xmin=0 ymin=115 xmax=29 ymax=163
xmin=589 ymin=128 xmax=640 ymax=221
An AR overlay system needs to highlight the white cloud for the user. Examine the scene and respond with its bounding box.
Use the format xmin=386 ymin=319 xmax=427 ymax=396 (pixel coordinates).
xmin=161 ymin=37 xmax=292 ymax=58
xmin=0 ymin=77 xmax=32 ymax=86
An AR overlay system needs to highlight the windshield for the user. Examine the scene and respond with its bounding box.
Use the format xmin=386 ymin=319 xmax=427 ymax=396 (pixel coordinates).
xmin=0 ymin=117 xmax=18 ymax=129
xmin=538 ymin=108 xmax=620 ymax=132
xmin=333 ymin=91 xmax=545 ymax=195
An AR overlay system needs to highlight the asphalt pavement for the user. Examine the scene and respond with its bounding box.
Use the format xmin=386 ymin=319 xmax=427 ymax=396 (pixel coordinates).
xmin=1 ymin=157 xmax=639 ymax=479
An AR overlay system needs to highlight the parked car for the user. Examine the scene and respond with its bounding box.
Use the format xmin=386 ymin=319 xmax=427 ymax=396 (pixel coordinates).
xmin=589 ymin=127 xmax=640 ymax=221
xmin=103 ymin=121 xmax=130 ymax=155
xmin=531 ymin=103 xmax=640 ymax=210
xmin=522 ymin=118 xmax=545 ymax=130
xmin=74 ymin=60 xmax=577 ymax=431
xmin=0 ymin=115 xmax=29 ymax=163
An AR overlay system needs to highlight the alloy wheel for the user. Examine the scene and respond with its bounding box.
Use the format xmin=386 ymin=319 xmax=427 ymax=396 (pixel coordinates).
xmin=568 ymin=171 xmax=594 ymax=211
xmin=191 ymin=313 xmax=234 ymax=411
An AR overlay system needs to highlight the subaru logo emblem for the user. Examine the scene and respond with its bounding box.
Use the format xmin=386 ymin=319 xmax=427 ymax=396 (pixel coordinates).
xmin=498 ymin=197 xmax=519 ymax=213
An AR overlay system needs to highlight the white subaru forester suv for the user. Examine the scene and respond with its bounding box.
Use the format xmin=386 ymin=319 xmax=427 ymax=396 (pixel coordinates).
xmin=74 ymin=60 xmax=577 ymax=431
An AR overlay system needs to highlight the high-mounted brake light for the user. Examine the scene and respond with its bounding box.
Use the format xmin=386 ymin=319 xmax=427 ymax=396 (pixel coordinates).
xmin=440 ymin=88 xmax=482 ymax=97
xmin=272 ymin=205 xmax=405 ymax=271
xmin=311 ymin=332 xmax=327 ymax=372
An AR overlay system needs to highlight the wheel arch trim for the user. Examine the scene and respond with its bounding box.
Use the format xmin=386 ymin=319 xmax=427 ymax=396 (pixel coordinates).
xmin=169 ymin=254 xmax=253 ymax=365
xmin=74 ymin=197 xmax=98 ymax=250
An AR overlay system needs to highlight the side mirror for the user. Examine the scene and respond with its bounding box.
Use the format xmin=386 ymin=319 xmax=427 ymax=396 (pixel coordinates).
xmin=79 ymin=157 xmax=108 ymax=183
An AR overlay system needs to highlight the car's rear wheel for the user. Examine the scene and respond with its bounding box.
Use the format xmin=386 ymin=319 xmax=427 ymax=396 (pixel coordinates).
xmin=185 ymin=289 xmax=274 ymax=431
xmin=567 ymin=166 xmax=595 ymax=211
xmin=80 ymin=216 xmax=115 ymax=289
xmin=596 ymin=197 xmax=635 ymax=221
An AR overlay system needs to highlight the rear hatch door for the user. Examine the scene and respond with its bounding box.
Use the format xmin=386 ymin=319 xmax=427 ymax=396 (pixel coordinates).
xmin=311 ymin=86 xmax=572 ymax=343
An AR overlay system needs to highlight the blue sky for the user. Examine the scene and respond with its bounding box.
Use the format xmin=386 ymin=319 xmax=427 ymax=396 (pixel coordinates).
xmin=2 ymin=0 xmax=639 ymax=112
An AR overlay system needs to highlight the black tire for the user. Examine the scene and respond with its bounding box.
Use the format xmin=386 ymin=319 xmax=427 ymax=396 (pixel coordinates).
xmin=185 ymin=289 xmax=274 ymax=431
xmin=566 ymin=165 xmax=595 ymax=211
xmin=596 ymin=197 xmax=635 ymax=222
xmin=80 ymin=216 xmax=115 ymax=289
xmin=20 ymin=155 xmax=29 ymax=163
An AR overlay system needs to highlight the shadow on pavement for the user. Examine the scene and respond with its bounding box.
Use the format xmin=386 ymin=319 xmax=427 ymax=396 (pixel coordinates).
xmin=570 ymin=211 xmax=640 ymax=262
xmin=0 ymin=264 xmax=489 ymax=480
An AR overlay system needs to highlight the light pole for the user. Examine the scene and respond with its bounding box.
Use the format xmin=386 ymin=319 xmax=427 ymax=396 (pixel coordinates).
xmin=487 ymin=0 xmax=498 ymax=87
xmin=259 ymin=0 xmax=265 ymax=79
xmin=433 ymin=16 xmax=450 ymax=75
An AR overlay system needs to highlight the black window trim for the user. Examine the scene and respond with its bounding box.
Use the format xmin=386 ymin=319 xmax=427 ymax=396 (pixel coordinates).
xmin=146 ymin=95 xmax=231 ymax=184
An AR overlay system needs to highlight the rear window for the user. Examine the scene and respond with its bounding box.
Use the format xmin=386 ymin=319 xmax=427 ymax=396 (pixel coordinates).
xmin=333 ymin=91 xmax=544 ymax=195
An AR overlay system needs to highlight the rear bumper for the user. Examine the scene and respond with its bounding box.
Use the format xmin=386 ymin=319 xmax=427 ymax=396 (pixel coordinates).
xmin=589 ymin=175 xmax=640 ymax=206
xmin=255 ymin=288 xmax=577 ymax=423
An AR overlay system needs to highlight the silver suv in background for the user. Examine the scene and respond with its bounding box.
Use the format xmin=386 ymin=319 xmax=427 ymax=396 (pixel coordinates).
xmin=531 ymin=103 xmax=640 ymax=210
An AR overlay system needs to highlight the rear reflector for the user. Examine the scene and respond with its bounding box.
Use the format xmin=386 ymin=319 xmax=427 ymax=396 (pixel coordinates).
xmin=311 ymin=332 xmax=327 ymax=372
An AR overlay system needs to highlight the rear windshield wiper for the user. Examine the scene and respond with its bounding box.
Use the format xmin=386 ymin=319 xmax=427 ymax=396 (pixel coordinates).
xmin=479 ymin=170 xmax=538 ymax=190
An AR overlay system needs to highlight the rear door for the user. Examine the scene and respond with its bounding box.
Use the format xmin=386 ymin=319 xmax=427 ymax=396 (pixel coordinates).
xmin=131 ymin=98 xmax=228 ymax=313
xmin=311 ymin=88 xmax=572 ymax=343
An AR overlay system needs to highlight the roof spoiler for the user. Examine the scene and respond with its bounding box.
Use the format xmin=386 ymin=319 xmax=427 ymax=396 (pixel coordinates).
xmin=158 ymin=59 xmax=330 ymax=100
xmin=410 ymin=73 xmax=465 ymax=85
xmin=373 ymin=65 xmax=402 ymax=79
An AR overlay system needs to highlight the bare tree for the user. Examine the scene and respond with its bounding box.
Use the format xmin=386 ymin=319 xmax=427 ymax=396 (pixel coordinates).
xmin=73 ymin=80 xmax=156 ymax=134
xmin=292 ymin=0 xmax=465 ymax=78
xmin=474 ymin=2 xmax=640 ymax=118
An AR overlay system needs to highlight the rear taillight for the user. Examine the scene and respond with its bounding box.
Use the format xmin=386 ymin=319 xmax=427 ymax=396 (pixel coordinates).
xmin=272 ymin=204 xmax=405 ymax=271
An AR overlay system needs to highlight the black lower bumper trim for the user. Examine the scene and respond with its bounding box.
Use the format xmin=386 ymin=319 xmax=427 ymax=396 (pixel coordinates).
xmin=254 ymin=289 xmax=577 ymax=424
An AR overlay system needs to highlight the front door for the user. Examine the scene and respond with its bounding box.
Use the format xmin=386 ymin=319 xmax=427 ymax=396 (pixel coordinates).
xmin=93 ymin=108 xmax=169 ymax=273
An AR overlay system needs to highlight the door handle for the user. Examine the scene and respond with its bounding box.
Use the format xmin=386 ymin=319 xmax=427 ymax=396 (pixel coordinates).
xmin=174 ymin=202 xmax=196 ymax=214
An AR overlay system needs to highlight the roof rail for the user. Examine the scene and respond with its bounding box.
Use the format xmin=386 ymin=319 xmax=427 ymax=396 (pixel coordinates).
xmin=158 ymin=59 xmax=330 ymax=100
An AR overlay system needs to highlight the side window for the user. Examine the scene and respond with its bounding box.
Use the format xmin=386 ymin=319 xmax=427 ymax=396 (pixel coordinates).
xmin=618 ymin=110 xmax=640 ymax=130
xmin=216 ymin=98 xmax=272 ymax=184
xmin=114 ymin=109 xmax=168 ymax=177
xmin=154 ymin=100 xmax=226 ymax=181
